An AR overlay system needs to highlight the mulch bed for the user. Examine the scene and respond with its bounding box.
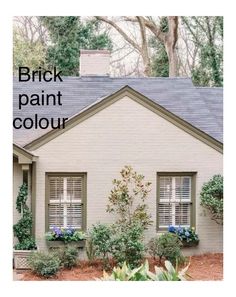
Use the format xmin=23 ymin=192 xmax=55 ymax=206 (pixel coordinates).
xmin=19 ymin=253 xmax=223 ymax=281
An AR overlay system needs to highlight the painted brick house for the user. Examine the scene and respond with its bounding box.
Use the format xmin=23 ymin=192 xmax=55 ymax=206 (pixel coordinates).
xmin=13 ymin=50 xmax=223 ymax=255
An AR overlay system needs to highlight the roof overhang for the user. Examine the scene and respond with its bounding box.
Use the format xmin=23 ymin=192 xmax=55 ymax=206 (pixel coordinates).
xmin=13 ymin=143 xmax=38 ymax=164
xmin=24 ymin=85 xmax=223 ymax=154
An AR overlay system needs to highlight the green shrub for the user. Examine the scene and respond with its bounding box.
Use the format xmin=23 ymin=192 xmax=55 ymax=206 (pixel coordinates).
xmin=13 ymin=183 xmax=36 ymax=250
xmin=111 ymin=223 xmax=145 ymax=269
xmin=28 ymin=251 xmax=61 ymax=277
xmin=85 ymin=237 xmax=96 ymax=262
xmin=57 ymin=246 xmax=78 ymax=269
xmin=148 ymin=233 xmax=184 ymax=265
xmin=200 ymin=175 xmax=223 ymax=225
xmin=89 ymin=223 xmax=112 ymax=268
xmin=99 ymin=260 xmax=189 ymax=281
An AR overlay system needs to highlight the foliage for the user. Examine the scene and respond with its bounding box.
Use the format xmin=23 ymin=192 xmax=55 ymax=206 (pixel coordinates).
xmin=200 ymin=175 xmax=223 ymax=225
xmin=85 ymin=237 xmax=96 ymax=262
xmin=45 ymin=227 xmax=86 ymax=242
xmin=99 ymin=259 xmax=188 ymax=281
xmin=13 ymin=183 xmax=37 ymax=250
xmin=168 ymin=226 xmax=199 ymax=245
xmin=111 ymin=223 xmax=146 ymax=269
xmin=40 ymin=17 xmax=112 ymax=76
xmin=182 ymin=16 xmax=223 ymax=87
xmin=150 ymin=17 xmax=169 ymax=77
xmin=107 ymin=165 xmax=152 ymax=229
xmin=88 ymin=223 xmax=113 ymax=268
xmin=28 ymin=251 xmax=61 ymax=278
xmin=150 ymin=42 xmax=169 ymax=77
xmin=57 ymin=246 xmax=79 ymax=269
xmin=148 ymin=233 xmax=184 ymax=265
xmin=13 ymin=27 xmax=48 ymax=75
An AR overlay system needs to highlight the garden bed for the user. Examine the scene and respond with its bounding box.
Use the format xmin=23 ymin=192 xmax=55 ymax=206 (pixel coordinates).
xmin=17 ymin=253 xmax=223 ymax=281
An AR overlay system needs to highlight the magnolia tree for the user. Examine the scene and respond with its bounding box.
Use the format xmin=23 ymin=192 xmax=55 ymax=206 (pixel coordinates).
xmin=107 ymin=165 xmax=152 ymax=229
xmin=200 ymin=175 xmax=223 ymax=225
xmin=89 ymin=166 xmax=152 ymax=269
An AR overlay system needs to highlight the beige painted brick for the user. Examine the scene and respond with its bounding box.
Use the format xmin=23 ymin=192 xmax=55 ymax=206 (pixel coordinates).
xmin=30 ymin=95 xmax=223 ymax=254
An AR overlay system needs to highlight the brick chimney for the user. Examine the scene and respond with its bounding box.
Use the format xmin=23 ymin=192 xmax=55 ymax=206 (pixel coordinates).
xmin=79 ymin=49 xmax=110 ymax=76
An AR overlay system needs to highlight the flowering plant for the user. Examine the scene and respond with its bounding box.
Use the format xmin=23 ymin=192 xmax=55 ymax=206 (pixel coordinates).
xmin=168 ymin=226 xmax=199 ymax=245
xmin=45 ymin=227 xmax=86 ymax=243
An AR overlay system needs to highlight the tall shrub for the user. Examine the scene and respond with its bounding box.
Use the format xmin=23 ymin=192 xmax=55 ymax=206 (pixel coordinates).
xmin=13 ymin=183 xmax=36 ymax=250
xmin=200 ymin=175 xmax=223 ymax=225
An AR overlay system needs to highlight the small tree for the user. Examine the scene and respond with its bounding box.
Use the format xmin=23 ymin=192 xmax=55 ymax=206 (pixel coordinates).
xmin=107 ymin=165 xmax=152 ymax=229
xmin=200 ymin=175 xmax=223 ymax=225
xmin=13 ymin=183 xmax=36 ymax=250
xmin=89 ymin=223 xmax=112 ymax=269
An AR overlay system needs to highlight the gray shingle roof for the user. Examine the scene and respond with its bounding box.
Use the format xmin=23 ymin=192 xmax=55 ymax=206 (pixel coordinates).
xmin=13 ymin=76 xmax=223 ymax=146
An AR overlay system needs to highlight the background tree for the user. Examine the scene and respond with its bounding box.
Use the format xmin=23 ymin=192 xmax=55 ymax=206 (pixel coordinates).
xmin=13 ymin=16 xmax=48 ymax=74
xmin=96 ymin=16 xmax=179 ymax=77
xmin=40 ymin=17 xmax=112 ymax=76
xmin=182 ymin=16 xmax=223 ymax=86
xmin=13 ymin=16 xmax=223 ymax=87
xmin=149 ymin=17 xmax=169 ymax=77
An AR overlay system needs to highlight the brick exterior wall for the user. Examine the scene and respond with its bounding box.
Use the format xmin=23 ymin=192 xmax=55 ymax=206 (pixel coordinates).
xmin=23 ymin=95 xmax=222 ymax=255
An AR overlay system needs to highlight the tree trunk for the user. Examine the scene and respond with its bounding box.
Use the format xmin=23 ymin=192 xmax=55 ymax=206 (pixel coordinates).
xmin=137 ymin=16 xmax=152 ymax=76
xmin=165 ymin=41 xmax=178 ymax=77
xmin=165 ymin=16 xmax=179 ymax=77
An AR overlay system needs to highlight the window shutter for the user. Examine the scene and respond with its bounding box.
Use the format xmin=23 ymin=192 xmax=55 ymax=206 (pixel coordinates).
xmin=67 ymin=177 xmax=83 ymax=201
xmin=49 ymin=204 xmax=64 ymax=227
xmin=49 ymin=177 xmax=63 ymax=201
xmin=67 ymin=204 xmax=82 ymax=228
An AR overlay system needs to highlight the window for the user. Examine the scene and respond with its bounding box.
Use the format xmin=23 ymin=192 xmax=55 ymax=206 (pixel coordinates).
xmin=46 ymin=174 xmax=86 ymax=230
xmin=157 ymin=173 xmax=195 ymax=230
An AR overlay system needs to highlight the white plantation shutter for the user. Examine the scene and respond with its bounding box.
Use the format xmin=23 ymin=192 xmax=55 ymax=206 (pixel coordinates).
xmin=158 ymin=176 xmax=192 ymax=228
xmin=48 ymin=176 xmax=84 ymax=229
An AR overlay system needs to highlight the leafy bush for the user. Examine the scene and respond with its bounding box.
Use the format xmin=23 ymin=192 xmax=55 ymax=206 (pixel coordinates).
xmin=45 ymin=227 xmax=86 ymax=242
xmin=111 ymin=223 xmax=145 ymax=269
xmin=168 ymin=226 xmax=199 ymax=245
xmin=99 ymin=260 xmax=189 ymax=281
xmin=148 ymin=233 xmax=184 ymax=265
xmin=28 ymin=251 xmax=61 ymax=277
xmin=57 ymin=246 xmax=79 ymax=269
xmin=107 ymin=165 xmax=152 ymax=229
xmin=13 ymin=183 xmax=37 ymax=250
xmin=85 ymin=237 xmax=96 ymax=262
xmin=89 ymin=223 xmax=112 ymax=268
xmin=200 ymin=175 xmax=223 ymax=224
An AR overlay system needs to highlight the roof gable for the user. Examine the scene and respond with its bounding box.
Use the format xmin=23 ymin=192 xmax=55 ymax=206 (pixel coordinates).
xmin=13 ymin=77 xmax=223 ymax=146
xmin=23 ymin=86 xmax=223 ymax=153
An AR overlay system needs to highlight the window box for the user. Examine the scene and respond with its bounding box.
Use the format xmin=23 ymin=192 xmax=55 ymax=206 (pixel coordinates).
xmin=46 ymin=239 xmax=85 ymax=249
xmin=182 ymin=239 xmax=199 ymax=248
xmin=13 ymin=249 xmax=37 ymax=270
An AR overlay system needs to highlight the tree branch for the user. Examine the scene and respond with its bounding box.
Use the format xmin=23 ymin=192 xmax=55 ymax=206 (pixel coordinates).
xmin=95 ymin=16 xmax=141 ymax=52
